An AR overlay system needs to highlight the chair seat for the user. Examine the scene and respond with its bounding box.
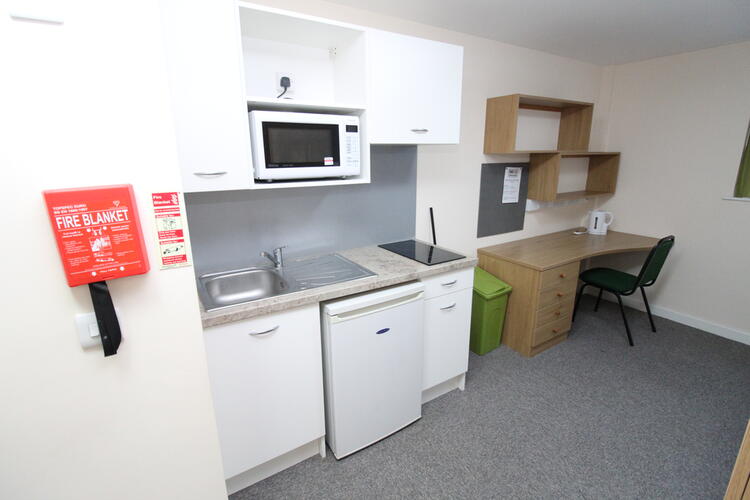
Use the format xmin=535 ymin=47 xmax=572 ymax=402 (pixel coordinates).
xmin=579 ymin=267 xmax=638 ymax=294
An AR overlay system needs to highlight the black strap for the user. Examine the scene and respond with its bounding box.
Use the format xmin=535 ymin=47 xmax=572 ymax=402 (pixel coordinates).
xmin=88 ymin=281 xmax=122 ymax=357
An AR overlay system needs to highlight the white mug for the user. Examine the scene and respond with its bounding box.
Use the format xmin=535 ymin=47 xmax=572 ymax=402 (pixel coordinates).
xmin=588 ymin=210 xmax=613 ymax=235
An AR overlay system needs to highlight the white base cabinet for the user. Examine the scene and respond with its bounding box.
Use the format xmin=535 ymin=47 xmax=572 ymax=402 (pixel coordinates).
xmin=203 ymin=304 xmax=325 ymax=480
xmin=421 ymin=268 xmax=474 ymax=392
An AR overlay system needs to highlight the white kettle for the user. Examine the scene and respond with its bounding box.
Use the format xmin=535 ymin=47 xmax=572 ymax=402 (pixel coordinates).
xmin=588 ymin=210 xmax=613 ymax=235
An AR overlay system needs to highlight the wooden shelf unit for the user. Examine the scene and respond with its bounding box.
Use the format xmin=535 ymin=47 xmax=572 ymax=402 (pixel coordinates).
xmin=483 ymin=93 xmax=620 ymax=202
xmin=528 ymin=151 xmax=619 ymax=202
xmin=484 ymin=94 xmax=594 ymax=154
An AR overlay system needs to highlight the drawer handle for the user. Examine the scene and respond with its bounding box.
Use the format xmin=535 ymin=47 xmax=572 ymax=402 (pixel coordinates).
xmin=411 ymin=128 xmax=429 ymax=133
xmin=556 ymin=292 xmax=564 ymax=297
xmin=440 ymin=303 xmax=457 ymax=311
xmin=559 ymin=273 xmax=566 ymax=278
xmin=194 ymin=171 xmax=228 ymax=177
xmin=552 ymin=328 xmax=559 ymax=334
xmin=441 ymin=280 xmax=458 ymax=287
xmin=248 ymin=325 xmax=279 ymax=336
xmin=555 ymin=311 xmax=561 ymax=316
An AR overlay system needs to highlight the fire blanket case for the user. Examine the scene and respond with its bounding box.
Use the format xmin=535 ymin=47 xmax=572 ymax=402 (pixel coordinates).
xmin=43 ymin=184 xmax=150 ymax=356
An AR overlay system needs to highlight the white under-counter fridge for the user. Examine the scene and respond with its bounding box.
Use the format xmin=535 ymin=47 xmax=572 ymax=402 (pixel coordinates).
xmin=321 ymin=282 xmax=425 ymax=459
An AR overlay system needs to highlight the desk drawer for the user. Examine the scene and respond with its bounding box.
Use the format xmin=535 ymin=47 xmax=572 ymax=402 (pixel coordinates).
xmin=537 ymin=284 xmax=576 ymax=310
xmin=535 ymin=301 xmax=572 ymax=329
xmin=540 ymin=262 xmax=579 ymax=291
xmin=422 ymin=268 xmax=474 ymax=300
xmin=532 ymin=314 xmax=571 ymax=346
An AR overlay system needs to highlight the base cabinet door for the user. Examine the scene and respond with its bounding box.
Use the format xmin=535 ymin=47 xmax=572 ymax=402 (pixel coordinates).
xmin=422 ymin=288 xmax=473 ymax=390
xmin=203 ymin=305 xmax=324 ymax=479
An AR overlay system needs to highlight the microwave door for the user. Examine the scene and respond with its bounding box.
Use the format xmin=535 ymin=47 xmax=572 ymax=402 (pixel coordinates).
xmin=262 ymin=122 xmax=341 ymax=179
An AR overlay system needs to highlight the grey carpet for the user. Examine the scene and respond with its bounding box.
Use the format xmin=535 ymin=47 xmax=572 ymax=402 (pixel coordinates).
xmin=231 ymin=296 xmax=750 ymax=499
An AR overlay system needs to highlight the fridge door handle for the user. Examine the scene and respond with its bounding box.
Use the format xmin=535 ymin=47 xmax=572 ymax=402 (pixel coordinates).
xmin=330 ymin=292 xmax=424 ymax=323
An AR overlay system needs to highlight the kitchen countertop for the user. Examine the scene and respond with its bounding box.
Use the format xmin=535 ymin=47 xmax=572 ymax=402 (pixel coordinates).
xmin=200 ymin=245 xmax=477 ymax=328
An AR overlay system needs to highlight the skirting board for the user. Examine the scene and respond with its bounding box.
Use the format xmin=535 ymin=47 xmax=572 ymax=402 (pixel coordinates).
xmin=225 ymin=437 xmax=325 ymax=495
xmin=586 ymin=291 xmax=750 ymax=346
xmin=422 ymin=373 xmax=466 ymax=405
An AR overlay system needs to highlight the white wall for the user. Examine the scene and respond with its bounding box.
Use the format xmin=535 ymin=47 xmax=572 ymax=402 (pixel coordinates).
xmin=595 ymin=41 xmax=750 ymax=339
xmin=0 ymin=2 xmax=227 ymax=499
xmin=246 ymin=0 xmax=608 ymax=257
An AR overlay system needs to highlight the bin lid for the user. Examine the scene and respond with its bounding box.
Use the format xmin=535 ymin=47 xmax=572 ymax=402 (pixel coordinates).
xmin=473 ymin=267 xmax=512 ymax=299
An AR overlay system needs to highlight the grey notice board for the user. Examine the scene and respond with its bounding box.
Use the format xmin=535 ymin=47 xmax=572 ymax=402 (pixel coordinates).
xmin=477 ymin=162 xmax=529 ymax=237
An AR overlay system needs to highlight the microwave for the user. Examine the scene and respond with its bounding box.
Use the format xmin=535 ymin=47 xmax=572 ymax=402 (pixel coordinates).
xmin=249 ymin=110 xmax=361 ymax=181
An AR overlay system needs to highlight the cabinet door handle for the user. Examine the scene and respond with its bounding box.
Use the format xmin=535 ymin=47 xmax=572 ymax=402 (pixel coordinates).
xmin=555 ymin=311 xmax=561 ymax=316
xmin=441 ymin=280 xmax=458 ymax=287
xmin=559 ymin=273 xmax=567 ymax=278
xmin=248 ymin=325 xmax=279 ymax=336
xmin=410 ymin=128 xmax=429 ymax=133
xmin=440 ymin=303 xmax=457 ymax=311
xmin=556 ymin=292 xmax=564 ymax=297
xmin=552 ymin=328 xmax=559 ymax=334
xmin=193 ymin=171 xmax=228 ymax=177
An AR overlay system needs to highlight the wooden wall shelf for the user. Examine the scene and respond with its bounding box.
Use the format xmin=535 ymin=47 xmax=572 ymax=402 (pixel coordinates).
xmin=528 ymin=152 xmax=619 ymax=202
xmin=483 ymin=93 xmax=620 ymax=203
xmin=484 ymin=94 xmax=594 ymax=154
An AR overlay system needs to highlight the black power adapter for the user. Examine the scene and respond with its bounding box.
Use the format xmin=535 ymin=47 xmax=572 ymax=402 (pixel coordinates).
xmin=277 ymin=76 xmax=291 ymax=98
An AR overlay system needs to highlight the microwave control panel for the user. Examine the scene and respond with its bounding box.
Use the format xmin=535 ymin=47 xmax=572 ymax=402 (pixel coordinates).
xmin=344 ymin=121 xmax=360 ymax=170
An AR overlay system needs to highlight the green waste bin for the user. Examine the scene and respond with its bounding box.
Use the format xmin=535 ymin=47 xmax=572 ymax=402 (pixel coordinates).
xmin=470 ymin=267 xmax=512 ymax=355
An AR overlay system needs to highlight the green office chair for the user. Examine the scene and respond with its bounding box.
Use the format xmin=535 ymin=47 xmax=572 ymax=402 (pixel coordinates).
xmin=572 ymin=235 xmax=675 ymax=346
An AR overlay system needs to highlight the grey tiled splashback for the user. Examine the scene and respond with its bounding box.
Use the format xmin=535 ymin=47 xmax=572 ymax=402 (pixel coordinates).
xmin=185 ymin=145 xmax=417 ymax=275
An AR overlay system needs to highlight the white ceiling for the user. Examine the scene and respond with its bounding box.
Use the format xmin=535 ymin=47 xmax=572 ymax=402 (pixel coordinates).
xmin=326 ymin=0 xmax=750 ymax=65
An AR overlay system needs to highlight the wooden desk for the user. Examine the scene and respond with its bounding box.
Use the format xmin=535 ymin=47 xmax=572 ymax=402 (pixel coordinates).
xmin=478 ymin=229 xmax=659 ymax=357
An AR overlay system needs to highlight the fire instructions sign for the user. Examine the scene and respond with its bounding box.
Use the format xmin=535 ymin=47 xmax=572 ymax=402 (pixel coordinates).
xmin=151 ymin=192 xmax=191 ymax=269
xmin=44 ymin=185 xmax=150 ymax=287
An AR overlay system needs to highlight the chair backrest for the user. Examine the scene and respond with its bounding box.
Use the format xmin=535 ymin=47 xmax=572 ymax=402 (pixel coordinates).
xmin=636 ymin=235 xmax=675 ymax=288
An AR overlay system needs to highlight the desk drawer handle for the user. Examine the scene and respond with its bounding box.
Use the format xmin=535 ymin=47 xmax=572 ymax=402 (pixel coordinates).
xmin=248 ymin=325 xmax=279 ymax=336
xmin=441 ymin=280 xmax=458 ymax=287
xmin=559 ymin=273 xmax=567 ymax=278
xmin=440 ymin=303 xmax=457 ymax=311
xmin=556 ymin=292 xmax=564 ymax=297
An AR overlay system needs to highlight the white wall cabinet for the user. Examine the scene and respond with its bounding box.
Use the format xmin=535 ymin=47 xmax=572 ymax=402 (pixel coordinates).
xmin=202 ymin=304 xmax=325 ymax=480
xmin=367 ymin=29 xmax=463 ymax=144
xmin=420 ymin=268 xmax=474 ymax=398
xmin=160 ymin=0 xmax=252 ymax=192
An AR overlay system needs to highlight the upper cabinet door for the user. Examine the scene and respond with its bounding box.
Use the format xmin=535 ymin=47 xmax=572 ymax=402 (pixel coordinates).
xmin=160 ymin=0 xmax=252 ymax=192
xmin=367 ymin=30 xmax=463 ymax=144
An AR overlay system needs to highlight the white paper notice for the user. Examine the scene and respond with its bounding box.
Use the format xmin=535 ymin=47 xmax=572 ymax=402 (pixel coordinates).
xmin=502 ymin=167 xmax=522 ymax=204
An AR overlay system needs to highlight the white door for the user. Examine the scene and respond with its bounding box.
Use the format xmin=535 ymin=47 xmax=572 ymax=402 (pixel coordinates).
xmin=367 ymin=29 xmax=463 ymax=144
xmin=160 ymin=0 xmax=253 ymax=192
xmin=323 ymin=287 xmax=424 ymax=458
xmin=203 ymin=305 xmax=325 ymax=479
xmin=423 ymin=288 xmax=473 ymax=390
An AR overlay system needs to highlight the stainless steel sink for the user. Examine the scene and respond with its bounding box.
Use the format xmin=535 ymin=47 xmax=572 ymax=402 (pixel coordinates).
xmin=200 ymin=268 xmax=290 ymax=309
xmin=198 ymin=253 xmax=375 ymax=311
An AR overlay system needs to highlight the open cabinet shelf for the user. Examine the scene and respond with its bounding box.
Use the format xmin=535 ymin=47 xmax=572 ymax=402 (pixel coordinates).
xmin=528 ymin=152 xmax=619 ymax=202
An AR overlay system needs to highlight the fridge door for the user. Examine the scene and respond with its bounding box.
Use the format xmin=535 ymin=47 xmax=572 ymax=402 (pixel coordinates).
xmin=322 ymin=283 xmax=425 ymax=458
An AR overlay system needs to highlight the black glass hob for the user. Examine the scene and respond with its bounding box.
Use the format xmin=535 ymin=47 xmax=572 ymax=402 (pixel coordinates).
xmin=378 ymin=239 xmax=465 ymax=266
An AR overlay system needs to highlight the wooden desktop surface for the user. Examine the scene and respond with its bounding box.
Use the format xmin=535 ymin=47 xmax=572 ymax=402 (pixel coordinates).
xmin=478 ymin=229 xmax=659 ymax=271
